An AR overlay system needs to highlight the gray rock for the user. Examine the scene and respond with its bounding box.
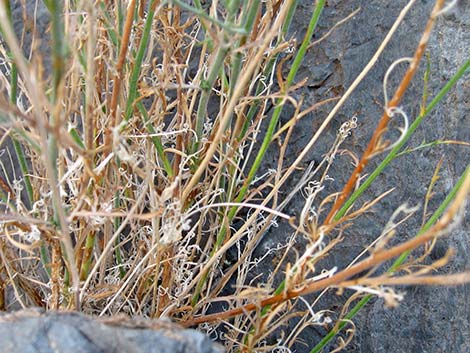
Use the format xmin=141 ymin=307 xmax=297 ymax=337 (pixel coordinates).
xmin=0 ymin=309 xmax=223 ymax=353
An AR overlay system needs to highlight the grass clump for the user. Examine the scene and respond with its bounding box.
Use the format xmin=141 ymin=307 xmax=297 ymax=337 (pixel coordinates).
xmin=0 ymin=0 xmax=469 ymax=351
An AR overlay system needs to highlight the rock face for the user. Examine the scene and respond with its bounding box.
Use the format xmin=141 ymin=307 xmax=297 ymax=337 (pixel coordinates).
xmin=0 ymin=309 xmax=222 ymax=353
xmin=253 ymin=0 xmax=470 ymax=352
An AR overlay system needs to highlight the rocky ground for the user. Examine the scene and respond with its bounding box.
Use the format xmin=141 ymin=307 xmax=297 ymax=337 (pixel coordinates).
xmin=0 ymin=309 xmax=223 ymax=353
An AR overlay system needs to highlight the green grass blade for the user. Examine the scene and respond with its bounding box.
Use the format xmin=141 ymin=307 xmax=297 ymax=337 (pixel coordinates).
xmin=170 ymin=0 xmax=247 ymax=34
xmin=69 ymin=128 xmax=86 ymax=149
xmin=124 ymin=0 xmax=159 ymax=122
xmin=136 ymin=102 xmax=174 ymax=177
xmin=238 ymin=0 xmax=299 ymax=139
xmin=1 ymin=0 xmax=34 ymax=206
xmin=99 ymin=1 xmax=119 ymax=48
xmin=236 ymin=0 xmax=325 ymax=203
xmin=194 ymin=46 xmax=229 ymax=142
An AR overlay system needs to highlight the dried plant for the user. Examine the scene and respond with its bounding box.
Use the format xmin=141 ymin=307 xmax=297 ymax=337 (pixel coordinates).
xmin=0 ymin=0 xmax=468 ymax=351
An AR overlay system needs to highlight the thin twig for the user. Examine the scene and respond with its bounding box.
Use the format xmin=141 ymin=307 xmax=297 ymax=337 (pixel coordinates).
xmin=104 ymin=0 xmax=138 ymax=150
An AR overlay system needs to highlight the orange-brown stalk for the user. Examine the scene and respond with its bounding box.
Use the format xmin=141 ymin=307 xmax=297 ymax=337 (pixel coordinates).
xmin=323 ymin=0 xmax=445 ymax=225
xmin=104 ymin=0 xmax=138 ymax=150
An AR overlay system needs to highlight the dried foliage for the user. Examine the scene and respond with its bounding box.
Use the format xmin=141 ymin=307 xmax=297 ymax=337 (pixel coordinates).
xmin=0 ymin=0 xmax=468 ymax=351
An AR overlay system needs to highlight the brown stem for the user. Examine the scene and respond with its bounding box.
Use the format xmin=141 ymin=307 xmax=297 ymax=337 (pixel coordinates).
xmin=104 ymin=0 xmax=138 ymax=150
xmin=324 ymin=0 xmax=445 ymax=225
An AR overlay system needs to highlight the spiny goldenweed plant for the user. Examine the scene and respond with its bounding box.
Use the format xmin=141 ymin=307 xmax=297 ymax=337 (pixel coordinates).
xmin=0 ymin=0 xmax=469 ymax=351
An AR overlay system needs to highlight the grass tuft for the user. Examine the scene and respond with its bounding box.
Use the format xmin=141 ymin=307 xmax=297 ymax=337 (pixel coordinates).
xmin=0 ymin=0 xmax=468 ymax=351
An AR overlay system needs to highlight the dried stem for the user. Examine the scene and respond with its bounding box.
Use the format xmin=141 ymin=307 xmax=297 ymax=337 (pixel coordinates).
xmin=104 ymin=0 xmax=138 ymax=150
xmin=324 ymin=0 xmax=445 ymax=224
